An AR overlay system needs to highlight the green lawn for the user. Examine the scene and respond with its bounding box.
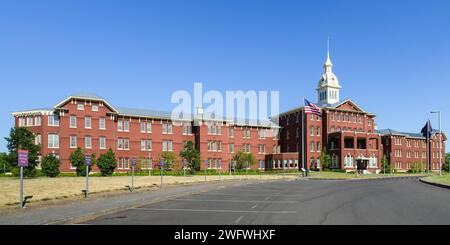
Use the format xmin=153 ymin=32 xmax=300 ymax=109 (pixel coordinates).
xmin=422 ymin=174 xmax=450 ymax=186
xmin=308 ymin=171 xmax=426 ymax=180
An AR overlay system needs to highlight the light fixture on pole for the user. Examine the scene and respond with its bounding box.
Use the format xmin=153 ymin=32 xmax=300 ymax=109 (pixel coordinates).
xmin=431 ymin=111 xmax=442 ymax=176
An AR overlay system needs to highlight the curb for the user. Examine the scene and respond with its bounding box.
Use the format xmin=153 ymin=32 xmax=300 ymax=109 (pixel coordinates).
xmin=307 ymin=175 xmax=425 ymax=181
xmin=419 ymin=178 xmax=450 ymax=190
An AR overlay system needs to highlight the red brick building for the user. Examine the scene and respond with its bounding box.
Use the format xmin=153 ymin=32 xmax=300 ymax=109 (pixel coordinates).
xmin=12 ymin=93 xmax=277 ymax=172
xmin=11 ymin=50 xmax=447 ymax=174
xmin=379 ymin=129 xmax=446 ymax=172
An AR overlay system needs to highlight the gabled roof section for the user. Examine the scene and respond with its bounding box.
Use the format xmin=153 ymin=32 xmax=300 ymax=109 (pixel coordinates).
xmin=377 ymin=128 xmax=446 ymax=140
xmin=330 ymin=99 xmax=366 ymax=112
xmin=54 ymin=93 xmax=119 ymax=113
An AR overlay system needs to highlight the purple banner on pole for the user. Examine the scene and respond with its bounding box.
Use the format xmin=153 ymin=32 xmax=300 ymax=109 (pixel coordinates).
xmin=18 ymin=150 xmax=28 ymax=167
xmin=85 ymin=155 xmax=92 ymax=166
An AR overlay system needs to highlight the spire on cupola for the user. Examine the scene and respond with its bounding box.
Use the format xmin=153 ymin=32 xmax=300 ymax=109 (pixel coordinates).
xmin=324 ymin=37 xmax=333 ymax=72
xmin=317 ymin=37 xmax=341 ymax=106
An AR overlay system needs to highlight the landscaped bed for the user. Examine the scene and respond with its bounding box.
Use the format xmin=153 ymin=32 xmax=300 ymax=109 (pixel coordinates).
xmin=422 ymin=174 xmax=450 ymax=186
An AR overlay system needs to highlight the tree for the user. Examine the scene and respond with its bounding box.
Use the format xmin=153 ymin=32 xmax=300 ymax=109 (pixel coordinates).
xmin=232 ymin=151 xmax=257 ymax=170
xmin=5 ymin=127 xmax=41 ymax=177
xmin=41 ymin=154 xmax=61 ymax=177
xmin=320 ymin=147 xmax=331 ymax=171
xmin=160 ymin=151 xmax=177 ymax=170
xmin=69 ymin=147 xmax=94 ymax=176
xmin=444 ymin=153 xmax=450 ymax=172
xmin=381 ymin=154 xmax=392 ymax=174
xmin=0 ymin=153 xmax=9 ymax=174
xmin=179 ymin=141 xmax=200 ymax=172
xmin=97 ymin=149 xmax=117 ymax=176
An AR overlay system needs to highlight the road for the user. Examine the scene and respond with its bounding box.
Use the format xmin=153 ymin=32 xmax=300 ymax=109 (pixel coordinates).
xmin=80 ymin=177 xmax=450 ymax=225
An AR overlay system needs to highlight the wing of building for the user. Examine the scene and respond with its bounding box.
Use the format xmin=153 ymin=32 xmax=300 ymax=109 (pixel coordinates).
xmin=11 ymin=49 xmax=446 ymax=174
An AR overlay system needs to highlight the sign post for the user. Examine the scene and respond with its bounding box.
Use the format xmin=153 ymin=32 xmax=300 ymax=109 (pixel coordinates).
xmin=182 ymin=159 xmax=187 ymax=185
xmin=204 ymin=160 xmax=208 ymax=183
xmin=218 ymin=160 xmax=222 ymax=181
xmin=18 ymin=150 xmax=28 ymax=209
xmin=233 ymin=161 xmax=237 ymax=179
xmin=131 ymin=158 xmax=136 ymax=192
xmin=159 ymin=159 xmax=164 ymax=188
xmin=85 ymin=155 xmax=91 ymax=198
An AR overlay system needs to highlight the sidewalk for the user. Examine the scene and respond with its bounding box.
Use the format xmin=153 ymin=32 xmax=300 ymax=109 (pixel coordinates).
xmin=0 ymin=180 xmax=274 ymax=225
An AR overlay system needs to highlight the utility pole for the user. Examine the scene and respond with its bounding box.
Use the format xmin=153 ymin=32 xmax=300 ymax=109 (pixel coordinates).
xmin=431 ymin=111 xmax=442 ymax=176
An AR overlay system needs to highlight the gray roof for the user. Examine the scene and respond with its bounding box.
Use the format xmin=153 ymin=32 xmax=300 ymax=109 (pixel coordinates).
xmin=117 ymin=107 xmax=175 ymax=120
xmin=69 ymin=92 xmax=104 ymax=100
xmin=376 ymin=128 xmax=440 ymax=139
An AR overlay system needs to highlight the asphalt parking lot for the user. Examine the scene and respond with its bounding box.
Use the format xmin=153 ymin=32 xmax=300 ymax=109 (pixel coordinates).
xmin=80 ymin=177 xmax=450 ymax=225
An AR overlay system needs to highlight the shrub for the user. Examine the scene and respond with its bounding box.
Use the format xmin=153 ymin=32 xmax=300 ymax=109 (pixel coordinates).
xmin=41 ymin=154 xmax=61 ymax=177
xmin=69 ymin=147 xmax=94 ymax=176
xmin=97 ymin=149 xmax=117 ymax=176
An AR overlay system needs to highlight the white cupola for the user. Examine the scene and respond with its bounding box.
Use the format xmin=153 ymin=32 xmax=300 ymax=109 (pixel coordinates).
xmin=317 ymin=39 xmax=341 ymax=106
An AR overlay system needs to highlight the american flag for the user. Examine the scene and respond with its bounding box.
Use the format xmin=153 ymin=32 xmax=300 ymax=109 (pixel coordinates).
xmin=304 ymin=99 xmax=322 ymax=116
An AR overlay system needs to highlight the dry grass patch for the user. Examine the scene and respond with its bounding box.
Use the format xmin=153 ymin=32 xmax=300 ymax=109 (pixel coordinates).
xmin=0 ymin=174 xmax=296 ymax=207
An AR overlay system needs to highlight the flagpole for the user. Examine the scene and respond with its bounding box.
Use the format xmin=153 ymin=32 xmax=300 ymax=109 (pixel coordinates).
xmin=302 ymin=98 xmax=305 ymax=177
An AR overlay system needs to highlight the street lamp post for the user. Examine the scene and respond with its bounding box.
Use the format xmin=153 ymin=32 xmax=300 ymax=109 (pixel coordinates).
xmin=431 ymin=111 xmax=442 ymax=176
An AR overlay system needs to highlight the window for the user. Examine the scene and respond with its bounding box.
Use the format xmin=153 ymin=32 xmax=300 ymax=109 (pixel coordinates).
xmin=163 ymin=140 xmax=173 ymax=152
xmin=183 ymin=124 xmax=192 ymax=135
xmin=258 ymin=144 xmax=266 ymax=154
xmin=258 ymin=129 xmax=266 ymax=139
xmin=124 ymin=138 xmax=130 ymax=150
xmin=124 ymin=120 xmax=129 ymax=132
xmin=35 ymin=134 xmax=42 ymax=145
xmin=369 ymin=156 xmax=377 ymax=168
xmin=147 ymin=140 xmax=152 ymax=151
xmin=141 ymin=140 xmax=146 ymax=151
xmin=229 ymin=144 xmax=235 ymax=153
xmin=317 ymin=127 xmax=321 ymax=136
xmin=48 ymin=115 xmax=60 ymax=126
xmin=229 ymin=127 xmax=235 ymax=138
xmin=85 ymin=136 xmax=92 ymax=149
xmin=147 ymin=122 xmax=152 ymax=133
xmin=118 ymin=119 xmax=123 ymax=131
xmin=162 ymin=123 xmax=172 ymax=134
xmin=27 ymin=117 xmax=33 ymax=126
xmin=35 ymin=116 xmax=42 ymax=126
xmin=70 ymin=115 xmax=77 ymax=128
xmin=70 ymin=136 xmax=77 ymax=148
xmin=92 ymin=105 xmax=99 ymax=112
xmin=344 ymin=155 xmax=354 ymax=167
xmin=48 ymin=134 xmax=59 ymax=148
xmin=19 ymin=117 xmax=25 ymax=127
xmin=85 ymin=116 xmax=91 ymax=129
xmin=77 ymin=104 xmax=85 ymax=110
xmin=310 ymin=141 xmax=314 ymax=152
xmin=117 ymin=138 xmax=123 ymax=150
xmin=310 ymin=126 xmax=314 ymax=136
xmin=317 ymin=142 xmax=321 ymax=152
xmin=99 ymin=117 xmax=106 ymax=129
xmin=99 ymin=137 xmax=106 ymax=149
xmin=141 ymin=122 xmax=146 ymax=133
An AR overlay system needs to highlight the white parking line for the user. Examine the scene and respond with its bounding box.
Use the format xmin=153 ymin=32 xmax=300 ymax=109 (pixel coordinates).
xmin=132 ymin=208 xmax=297 ymax=214
xmin=235 ymin=216 xmax=244 ymax=224
xmin=251 ymin=204 xmax=258 ymax=209
xmin=173 ymin=199 xmax=297 ymax=204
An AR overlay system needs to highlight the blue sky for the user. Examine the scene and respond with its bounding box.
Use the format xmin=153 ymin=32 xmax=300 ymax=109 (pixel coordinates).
xmin=0 ymin=0 xmax=449 ymax=152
